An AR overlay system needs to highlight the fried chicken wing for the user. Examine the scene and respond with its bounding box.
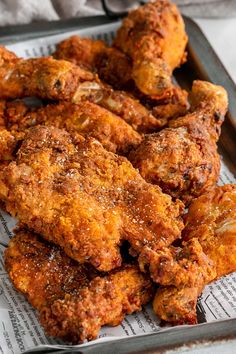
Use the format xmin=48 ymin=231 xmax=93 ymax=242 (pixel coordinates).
xmin=5 ymin=229 xmax=154 ymax=343
xmin=129 ymin=81 xmax=228 ymax=203
xmin=113 ymin=0 xmax=187 ymax=95
xmin=0 ymin=47 xmax=160 ymax=133
xmin=152 ymin=184 xmax=236 ymax=324
xmin=3 ymin=100 xmax=142 ymax=155
xmin=0 ymin=125 xmax=184 ymax=272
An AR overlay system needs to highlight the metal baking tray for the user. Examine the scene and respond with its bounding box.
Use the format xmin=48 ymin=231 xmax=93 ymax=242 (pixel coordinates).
xmin=1 ymin=14 xmax=236 ymax=354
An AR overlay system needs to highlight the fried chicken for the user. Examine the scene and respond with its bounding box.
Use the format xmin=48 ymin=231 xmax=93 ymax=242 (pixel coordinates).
xmin=0 ymin=125 xmax=184 ymax=272
xmin=129 ymin=81 xmax=228 ymax=203
xmin=0 ymin=129 xmax=18 ymax=162
xmin=3 ymin=100 xmax=141 ymax=155
xmin=53 ymin=35 xmax=189 ymax=125
xmin=0 ymin=100 xmax=24 ymax=163
xmin=95 ymin=89 xmax=161 ymax=133
xmin=0 ymin=46 xmax=160 ymax=133
xmin=0 ymin=46 xmax=96 ymax=101
xmin=113 ymin=0 xmax=188 ymax=95
xmin=5 ymin=229 xmax=154 ymax=343
xmin=152 ymin=184 xmax=236 ymax=325
xmin=141 ymin=86 xmax=189 ymax=127
xmin=54 ymin=36 xmax=133 ymax=91
xmin=53 ymin=35 xmax=106 ymax=72
xmin=95 ymin=46 xmax=134 ymax=91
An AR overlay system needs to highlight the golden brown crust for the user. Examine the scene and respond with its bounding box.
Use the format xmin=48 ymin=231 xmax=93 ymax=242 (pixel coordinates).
xmin=170 ymin=80 xmax=228 ymax=141
xmin=139 ymin=238 xmax=216 ymax=288
xmin=53 ymin=35 xmax=106 ymax=72
xmin=151 ymin=86 xmax=189 ymax=126
xmin=184 ymin=184 xmax=236 ymax=277
xmin=0 ymin=125 xmax=184 ymax=272
xmin=113 ymin=0 xmax=188 ymax=95
xmin=53 ymin=36 xmax=134 ymax=91
xmin=129 ymin=128 xmax=220 ymax=203
xmin=4 ymin=100 xmax=142 ymax=155
xmin=5 ymin=229 xmax=154 ymax=343
xmin=153 ymin=184 xmax=236 ymax=325
xmin=153 ymin=286 xmax=199 ymax=325
xmin=41 ymin=265 xmax=154 ymax=343
xmin=5 ymin=229 xmax=97 ymax=310
xmin=0 ymin=129 xmax=19 ymax=161
xmin=0 ymin=47 xmax=160 ymax=134
xmin=96 ymin=46 xmax=133 ymax=90
xmin=0 ymin=47 xmax=96 ymax=100
xmin=93 ymin=89 xmax=161 ymax=133
xmin=129 ymin=81 xmax=228 ymax=203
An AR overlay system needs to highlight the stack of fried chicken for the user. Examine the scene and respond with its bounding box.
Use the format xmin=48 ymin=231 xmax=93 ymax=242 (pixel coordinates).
xmin=0 ymin=0 xmax=236 ymax=344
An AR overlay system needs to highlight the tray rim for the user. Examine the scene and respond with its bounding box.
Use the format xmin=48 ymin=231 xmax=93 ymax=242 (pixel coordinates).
xmin=1 ymin=15 xmax=236 ymax=354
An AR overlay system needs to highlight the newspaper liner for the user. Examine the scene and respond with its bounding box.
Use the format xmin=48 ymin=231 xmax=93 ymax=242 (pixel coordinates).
xmin=0 ymin=23 xmax=235 ymax=354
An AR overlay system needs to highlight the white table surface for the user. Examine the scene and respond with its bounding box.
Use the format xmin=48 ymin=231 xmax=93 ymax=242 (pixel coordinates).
xmin=195 ymin=18 xmax=236 ymax=83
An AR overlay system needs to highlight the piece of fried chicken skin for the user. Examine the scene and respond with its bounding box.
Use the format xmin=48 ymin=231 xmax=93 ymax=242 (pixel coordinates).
xmin=5 ymin=229 xmax=154 ymax=343
xmin=129 ymin=81 xmax=228 ymax=203
xmin=113 ymin=0 xmax=188 ymax=96
xmin=2 ymin=100 xmax=142 ymax=155
xmin=152 ymin=184 xmax=236 ymax=325
xmin=0 ymin=46 xmax=160 ymax=133
xmin=0 ymin=125 xmax=184 ymax=272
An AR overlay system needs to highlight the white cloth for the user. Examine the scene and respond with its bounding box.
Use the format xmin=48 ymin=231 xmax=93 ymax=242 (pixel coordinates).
xmin=0 ymin=0 xmax=236 ymax=26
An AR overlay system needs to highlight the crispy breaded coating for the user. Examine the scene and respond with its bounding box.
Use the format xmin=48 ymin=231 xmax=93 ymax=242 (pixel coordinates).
xmin=41 ymin=265 xmax=154 ymax=343
xmin=5 ymin=229 xmax=97 ymax=310
xmin=150 ymin=86 xmax=189 ymax=126
xmin=0 ymin=47 xmax=95 ymax=101
xmin=53 ymin=34 xmax=189 ymax=125
xmin=153 ymin=184 xmax=236 ymax=325
xmin=53 ymin=33 xmax=188 ymax=128
xmin=94 ymin=89 xmax=161 ymax=133
xmin=0 ymin=126 xmax=184 ymax=272
xmin=53 ymin=35 xmax=106 ymax=72
xmin=0 ymin=47 xmax=160 ymax=133
xmin=3 ymin=100 xmax=142 ymax=155
xmin=5 ymin=229 xmax=154 ymax=343
xmin=113 ymin=0 xmax=187 ymax=95
xmin=96 ymin=46 xmax=133 ymax=91
xmin=53 ymin=36 xmax=133 ymax=91
xmin=129 ymin=81 xmax=228 ymax=203
xmin=0 ymin=129 xmax=18 ymax=161
xmin=170 ymin=80 xmax=227 ymax=141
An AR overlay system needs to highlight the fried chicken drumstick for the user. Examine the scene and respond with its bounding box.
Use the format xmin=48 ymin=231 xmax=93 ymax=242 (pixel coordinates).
xmin=152 ymin=184 xmax=236 ymax=324
xmin=0 ymin=125 xmax=184 ymax=272
xmin=0 ymin=46 xmax=160 ymax=133
xmin=1 ymin=100 xmax=141 ymax=155
xmin=5 ymin=229 xmax=154 ymax=343
xmin=53 ymin=35 xmax=189 ymax=124
xmin=113 ymin=0 xmax=187 ymax=95
xmin=129 ymin=80 xmax=228 ymax=203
